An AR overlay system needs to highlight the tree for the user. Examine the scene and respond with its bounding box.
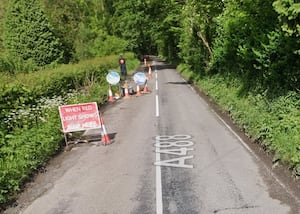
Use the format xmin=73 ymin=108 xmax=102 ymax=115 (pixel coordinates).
xmin=152 ymin=0 xmax=183 ymax=62
xmin=43 ymin=0 xmax=125 ymax=60
xmin=179 ymin=0 xmax=223 ymax=72
xmin=0 ymin=0 xmax=8 ymax=51
xmin=73 ymin=0 xmax=128 ymax=58
xmin=203 ymin=0 xmax=300 ymax=93
xmin=109 ymin=0 xmax=156 ymax=56
xmin=3 ymin=0 xmax=64 ymax=67
xmin=42 ymin=0 xmax=83 ymax=63
xmin=270 ymin=0 xmax=300 ymax=90
xmin=211 ymin=0 xmax=281 ymax=90
xmin=273 ymin=0 xmax=300 ymax=38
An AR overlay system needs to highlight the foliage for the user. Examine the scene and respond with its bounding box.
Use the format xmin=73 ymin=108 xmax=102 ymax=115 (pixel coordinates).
xmin=0 ymin=0 xmax=133 ymax=68
xmin=211 ymin=0 xmax=300 ymax=92
xmin=42 ymin=0 xmax=83 ymax=63
xmin=75 ymin=24 xmax=129 ymax=59
xmin=153 ymin=0 xmax=183 ymax=62
xmin=179 ymin=0 xmax=223 ymax=72
xmin=3 ymin=0 xmax=64 ymax=68
xmin=0 ymin=110 xmax=62 ymax=205
xmin=109 ymin=0 xmax=151 ymax=55
xmin=0 ymin=53 xmax=41 ymax=73
xmin=0 ymin=0 xmax=299 ymax=86
xmin=273 ymin=0 xmax=300 ymax=38
xmin=105 ymin=0 xmax=183 ymax=61
xmin=0 ymin=0 xmax=8 ymax=50
xmin=42 ymin=0 xmax=129 ymax=61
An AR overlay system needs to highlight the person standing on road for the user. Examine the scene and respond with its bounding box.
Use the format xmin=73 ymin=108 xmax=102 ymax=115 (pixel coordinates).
xmin=119 ymin=55 xmax=127 ymax=78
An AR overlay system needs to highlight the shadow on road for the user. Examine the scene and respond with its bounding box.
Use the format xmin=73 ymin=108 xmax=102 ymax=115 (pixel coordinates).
xmin=108 ymin=132 xmax=117 ymax=140
xmin=166 ymin=81 xmax=191 ymax=85
xmin=154 ymin=64 xmax=177 ymax=70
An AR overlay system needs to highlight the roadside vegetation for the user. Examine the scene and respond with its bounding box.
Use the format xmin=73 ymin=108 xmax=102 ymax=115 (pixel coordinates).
xmin=0 ymin=0 xmax=299 ymax=210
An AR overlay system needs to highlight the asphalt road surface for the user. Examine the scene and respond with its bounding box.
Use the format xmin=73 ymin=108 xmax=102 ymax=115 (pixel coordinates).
xmin=4 ymin=58 xmax=300 ymax=214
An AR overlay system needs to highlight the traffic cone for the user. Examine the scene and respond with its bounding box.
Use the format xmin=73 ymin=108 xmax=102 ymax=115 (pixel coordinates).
xmin=100 ymin=117 xmax=112 ymax=145
xmin=123 ymin=81 xmax=130 ymax=98
xmin=142 ymin=82 xmax=150 ymax=94
xmin=148 ymin=64 xmax=152 ymax=79
xmin=136 ymin=85 xmax=142 ymax=96
xmin=108 ymin=86 xmax=114 ymax=103
xmin=124 ymin=87 xmax=130 ymax=98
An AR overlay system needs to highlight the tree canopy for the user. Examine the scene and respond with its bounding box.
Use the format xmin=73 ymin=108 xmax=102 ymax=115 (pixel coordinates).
xmin=0 ymin=0 xmax=299 ymax=92
xmin=3 ymin=0 xmax=64 ymax=67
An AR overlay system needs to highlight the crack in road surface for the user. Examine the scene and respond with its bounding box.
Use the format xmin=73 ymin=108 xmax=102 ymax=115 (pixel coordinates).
xmin=213 ymin=204 xmax=260 ymax=213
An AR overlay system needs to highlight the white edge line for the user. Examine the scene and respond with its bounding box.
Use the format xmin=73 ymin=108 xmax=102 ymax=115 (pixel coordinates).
xmin=156 ymin=145 xmax=163 ymax=214
xmin=154 ymin=60 xmax=163 ymax=213
xmin=211 ymin=108 xmax=300 ymax=204
xmin=156 ymin=95 xmax=159 ymax=117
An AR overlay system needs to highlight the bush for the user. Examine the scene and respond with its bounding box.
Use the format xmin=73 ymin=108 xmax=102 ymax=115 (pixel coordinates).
xmin=0 ymin=111 xmax=62 ymax=205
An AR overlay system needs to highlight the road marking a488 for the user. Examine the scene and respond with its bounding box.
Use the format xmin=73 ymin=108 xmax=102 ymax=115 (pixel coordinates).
xmin=154 ymin=135 xmax=194 ymax=169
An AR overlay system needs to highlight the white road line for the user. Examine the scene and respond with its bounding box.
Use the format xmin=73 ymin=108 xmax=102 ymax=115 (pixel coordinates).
xmin=156 ymin=147 xmax=163 ymax=214
xmin=156 ymin=95 xmax=160 ymax=117
xmin=155 ymin=64 xmax=159 ymax=117
xmin=154 ymin=61 xmax=163 ymax=214
xmin=211 ymin=108 xmax=300 ymax=205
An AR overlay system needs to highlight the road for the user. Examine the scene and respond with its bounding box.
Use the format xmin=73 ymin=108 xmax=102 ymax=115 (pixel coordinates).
xmin=4 ymin=58 xmax=300 ymax=214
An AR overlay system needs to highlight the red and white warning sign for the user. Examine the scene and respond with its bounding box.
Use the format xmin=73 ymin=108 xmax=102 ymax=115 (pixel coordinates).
xmin=59 ymin=102 xmax=101 ymax=133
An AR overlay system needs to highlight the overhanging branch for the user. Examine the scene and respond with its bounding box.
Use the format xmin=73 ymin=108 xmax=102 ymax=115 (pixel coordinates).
xmin=197 ymin=31 xmax=213 ymax=60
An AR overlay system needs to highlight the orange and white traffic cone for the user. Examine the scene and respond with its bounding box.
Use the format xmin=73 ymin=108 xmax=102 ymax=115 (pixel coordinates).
xmin=136 ymin=85 xmax=142 ymax=96
xmin=142 ymin=82 xmax=150 ymax=94
xmin=124 ymin=86 xmax=130 ymax=98
xmin=108 ymin=86 xmax=114 ymax=103
xmin=148 ymin=64 xmax=152 ymax=79
xmin=123 ymin=82 xmax=130 ymax=98
xmin=100 ymin=117 xmax=112 ymax=145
